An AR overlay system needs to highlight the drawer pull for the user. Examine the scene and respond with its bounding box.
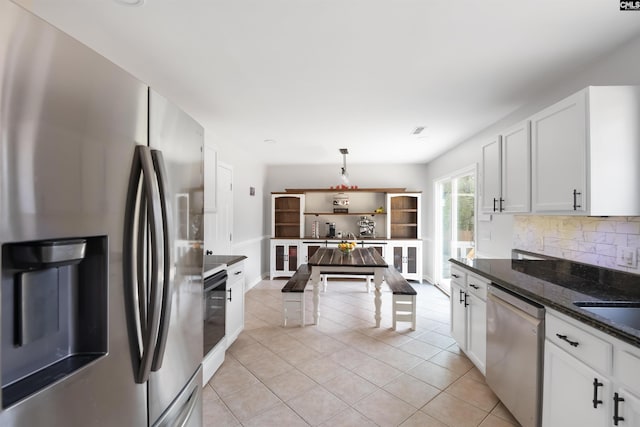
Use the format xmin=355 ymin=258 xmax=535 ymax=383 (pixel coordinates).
xmin=234 ymin=271 xmax=242 ymax=275
xmin=451 ymin=273 xmax=460 ymax=279
xmin=614 ymin=393 xmax=625 ymax=425
xmin=556 ymin=333 xmax=579 ymax=347
xmin=469 ymin=284 xmax=480 ymax=290
xmin=592 ymin=378 xmax=603 ymax=408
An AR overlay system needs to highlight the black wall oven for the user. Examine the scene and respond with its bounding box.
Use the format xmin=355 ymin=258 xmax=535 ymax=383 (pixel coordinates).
xmin=203 ymin=270 xmax=227 ymax=356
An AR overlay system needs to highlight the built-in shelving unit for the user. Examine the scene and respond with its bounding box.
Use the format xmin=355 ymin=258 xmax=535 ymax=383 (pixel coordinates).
xmin=271 ymin=188 xmax=422 ymax=281
xmin=272 ymin=194 xmax=304 ymax=238
xmin=387 ymin=194 xmax=420 ymax=239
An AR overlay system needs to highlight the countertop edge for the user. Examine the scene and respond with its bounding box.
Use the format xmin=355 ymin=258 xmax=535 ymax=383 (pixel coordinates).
xmin=450 ymin=258 xmax=640 ymax=348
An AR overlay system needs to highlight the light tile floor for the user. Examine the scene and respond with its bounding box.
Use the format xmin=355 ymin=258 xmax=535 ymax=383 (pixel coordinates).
xmin=204 ymin=279 xmax=521 ymax=427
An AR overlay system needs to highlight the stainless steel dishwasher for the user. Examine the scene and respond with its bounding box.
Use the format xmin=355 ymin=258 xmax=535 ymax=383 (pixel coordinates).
xmin=486 ymin=284 xmax=545 ymax=427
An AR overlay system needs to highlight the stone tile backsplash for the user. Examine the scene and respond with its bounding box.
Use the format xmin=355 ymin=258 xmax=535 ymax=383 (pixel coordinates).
xmin=513 ymin=216 xmax=640 ymax=273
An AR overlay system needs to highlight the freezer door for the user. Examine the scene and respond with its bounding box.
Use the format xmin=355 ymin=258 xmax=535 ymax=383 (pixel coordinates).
xmin=0 ymin=1 xmax=147 ymax=426
xmin=148 ymin=90 xmax=204 ymax=425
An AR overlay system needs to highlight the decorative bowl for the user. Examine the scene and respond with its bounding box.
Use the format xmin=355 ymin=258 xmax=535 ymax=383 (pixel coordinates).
xmin=337 ymin=242 xmax=356 ymax=255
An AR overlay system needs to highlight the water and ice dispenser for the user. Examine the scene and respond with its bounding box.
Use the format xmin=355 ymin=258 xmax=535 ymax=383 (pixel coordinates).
xmin=1 ymin=237 xmax=107 ymax=407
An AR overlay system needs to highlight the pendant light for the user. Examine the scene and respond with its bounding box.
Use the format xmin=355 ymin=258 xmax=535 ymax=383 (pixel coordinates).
xmin=339 ymin=148 xmax=349 ymax=184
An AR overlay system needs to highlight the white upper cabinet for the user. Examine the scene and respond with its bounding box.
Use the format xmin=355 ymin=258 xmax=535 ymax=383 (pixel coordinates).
xmin=531 ymin=86 xmax=640 ymax=215
xmin=480 ymin=120 xmax=530 ymax=214
xmin=501 ymin=121 xmax=531 ymax=213
xmin=480 ymin=136 xmax=502 ymax=213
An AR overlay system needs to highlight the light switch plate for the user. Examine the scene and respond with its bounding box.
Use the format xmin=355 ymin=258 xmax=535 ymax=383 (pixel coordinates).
xmin=617 ymin=246 xmax=637 ymax=268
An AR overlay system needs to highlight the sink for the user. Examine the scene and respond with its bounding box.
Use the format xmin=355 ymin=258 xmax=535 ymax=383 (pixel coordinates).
xmin=574 ymin=301 xmax=640 ymax=330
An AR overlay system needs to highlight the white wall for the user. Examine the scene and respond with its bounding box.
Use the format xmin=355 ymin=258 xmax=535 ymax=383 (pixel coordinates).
xmin=424 ymin=32 xmax=640 ymax=280
xmin=206 ymin=136 xmax=268 ymax=289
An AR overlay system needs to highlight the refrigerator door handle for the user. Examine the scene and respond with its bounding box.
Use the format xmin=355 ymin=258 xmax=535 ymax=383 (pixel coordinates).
xmin=123 ymin=145 xmax=165 ymax=384
xmin=150 ymin=149 xmax=173 ymax=371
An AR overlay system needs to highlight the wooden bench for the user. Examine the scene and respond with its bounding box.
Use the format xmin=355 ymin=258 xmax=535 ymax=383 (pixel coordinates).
xmin=281 ymin=264 xmax=311 ymax=327
xmin=384 ymin=267 xmax=417 ymax=330
xmin=320 ymin=272 xmax=373 ymax=293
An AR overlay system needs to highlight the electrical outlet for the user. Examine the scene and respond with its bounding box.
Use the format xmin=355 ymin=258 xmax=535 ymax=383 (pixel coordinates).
xmin=617 ymin=246 xmax=637 ymax=268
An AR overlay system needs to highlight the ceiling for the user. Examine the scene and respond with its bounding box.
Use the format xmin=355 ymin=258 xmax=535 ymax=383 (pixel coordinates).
xmin=15 ymin=0 xmax=640 ymax=165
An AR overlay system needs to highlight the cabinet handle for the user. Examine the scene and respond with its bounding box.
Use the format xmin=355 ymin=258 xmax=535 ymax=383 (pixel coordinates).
xmin=493 ymin=198 xmax=497 ymax=212
xmin=573 ymin=189 xmax=582 ymax=210
xmin=614 ymin=392 xmax=625 ymax=425
xmin=556 ymin=333 xmax=579 ymax=347
xmin=464 ymin=292 xmax=469 ymax=307
xmin=499 ymin=198 xmax=504 ymax=212
xmin=206 ymin=250 xmax=213 ymax=255
xmin=451 ymin=273 xmax=460 ymax=279
xmin=592 ymin=378 xmax=603 ymax=408
xmin=234 ymin=271 xmax=242 ymax=275
xmin=469 ymin=283 xmax=480 ymax=290
xmin=459 ymin=290 xmax=465 ymax=304
xmin=227 ymin=288 xmax=232 ymax=302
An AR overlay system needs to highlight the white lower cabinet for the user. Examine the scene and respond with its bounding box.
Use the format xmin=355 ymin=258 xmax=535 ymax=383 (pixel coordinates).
xmin=449 ymin=264 xmax=487 ymax=374
xmin=226 ymin=261 xmax=244 ymax=347
xmin=450 ymin=281 xmax=467 ymax=351
xmin=543 ymin=309 xmax=640 ymax=427
xmin=388 ymin=241 xmax=422 ymax=281
xmin=543 ymin=340 xmax=610 ymax=427
xmin=466 ymin=291 xmax=486 ymax=374
xmin=270 ymin=240 xmax=300 ymax=279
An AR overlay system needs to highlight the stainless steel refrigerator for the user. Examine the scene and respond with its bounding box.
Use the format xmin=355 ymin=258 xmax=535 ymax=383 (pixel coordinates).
xmin=0 ymin=1 xmax=204 ymax=425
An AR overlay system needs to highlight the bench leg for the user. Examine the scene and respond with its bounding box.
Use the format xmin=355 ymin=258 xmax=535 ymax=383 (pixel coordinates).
xmin=282 ymin=293 xmax=305 ymax=327
xmin=322 ymin=274 xmax=327 ymax=292
xmin=392 ymin=294 xmax=417 ymax=331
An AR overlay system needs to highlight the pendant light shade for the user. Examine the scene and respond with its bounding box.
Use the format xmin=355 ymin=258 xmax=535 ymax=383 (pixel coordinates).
xmin=339 ymin=148 xmax=349 ymax=184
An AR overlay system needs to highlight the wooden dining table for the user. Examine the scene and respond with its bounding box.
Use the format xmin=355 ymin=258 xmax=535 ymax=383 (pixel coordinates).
xmin=307 ymin=247 xmax=388 ymax=327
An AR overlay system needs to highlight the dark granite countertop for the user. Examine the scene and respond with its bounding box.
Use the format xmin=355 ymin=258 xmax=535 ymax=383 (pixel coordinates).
xmin=205 ymin=255 xmax=247 ymax=267
xmin=450 ymin=257 xmax=640 ymax=347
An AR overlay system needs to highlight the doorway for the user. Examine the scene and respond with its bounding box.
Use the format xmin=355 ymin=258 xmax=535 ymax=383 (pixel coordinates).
xmin=434 ymin=166 xmax=476 ymax=295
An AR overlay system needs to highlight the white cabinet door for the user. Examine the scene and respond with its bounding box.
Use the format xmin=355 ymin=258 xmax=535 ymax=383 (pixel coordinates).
xmin=466 ymin=293 xmax=486 ymax=375
xmin=270 ymin=240 xmax=300 ymax=279
xmin=501 ymin=120 xmax=531 ymax=213
xmin=480 ymin=136 xmax=501 ymax=213
xmin=301 ymin=242 xmax=323 ymax=263
xmin=543 ymin=341 xmax=610 ymax=427
xmin=616 ymin=388 xmax=640 ymax=427
xmin=531 ymin=90 xmax=587 ymax=213
xmin=389 ymin=242 xmax=421 ymax=281
xmin=450 ymin=281 xmax=467 ymax=351
xmin=226 ymin=263 xmax=244 ymax=347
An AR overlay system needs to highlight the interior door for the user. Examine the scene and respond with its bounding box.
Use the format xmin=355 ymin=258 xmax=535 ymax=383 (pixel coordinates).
xmin=214 ymin=163 xmax=233 ymax=254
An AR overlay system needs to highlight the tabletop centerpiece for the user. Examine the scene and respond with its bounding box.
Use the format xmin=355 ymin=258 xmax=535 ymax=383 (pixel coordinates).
xmin=337 ymin=241 xmax=356 ymax=255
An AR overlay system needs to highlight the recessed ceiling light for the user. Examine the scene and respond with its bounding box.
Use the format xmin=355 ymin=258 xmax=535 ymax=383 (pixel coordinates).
xmin=113 ymin=0 xmax=145 ymax=7
xmin=412 ymin=126 xmax=426 ymax=135
xmin=264 ymin=139 xmax=277 ymax=144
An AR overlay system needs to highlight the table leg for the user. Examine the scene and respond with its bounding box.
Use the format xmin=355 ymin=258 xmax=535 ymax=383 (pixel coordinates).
xmin=374 ymin=268 xmax=383 ymax=327
xmin=311 ymin=267 xmax=321 ymax=325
